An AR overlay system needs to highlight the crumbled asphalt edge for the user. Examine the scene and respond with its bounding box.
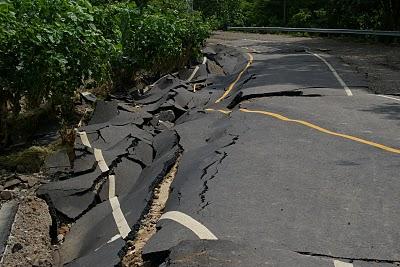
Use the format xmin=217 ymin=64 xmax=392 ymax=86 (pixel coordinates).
xmin=33 ymin=43 xmax=249 ymax=266
xmin=0 ymin=201 xmax=18 ymax=264
xmin=120 ymin=155 xmax=182 ymax=266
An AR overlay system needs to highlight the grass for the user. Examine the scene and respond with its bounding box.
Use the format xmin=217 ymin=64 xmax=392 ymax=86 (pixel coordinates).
xmin=0 ymin=142 xmax=63 ymax=173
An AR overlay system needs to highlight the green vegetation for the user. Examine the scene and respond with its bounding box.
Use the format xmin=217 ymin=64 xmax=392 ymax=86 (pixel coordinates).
xmin=194 ymin=0 xmax=244 ymax=28
xmin=0 ymin=0 xmax=210 ymax=150
xmin=122 ymin=3 xmax=209 ymax=74
xmin=0 ymin=145 xmax=58 ymax=173
xmin=194 ymin=0 xmax=400 ymax=31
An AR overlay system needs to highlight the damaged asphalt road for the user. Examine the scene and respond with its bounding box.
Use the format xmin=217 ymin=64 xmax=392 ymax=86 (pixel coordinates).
xmin=39 ymin=39 xmax=400 ymax=267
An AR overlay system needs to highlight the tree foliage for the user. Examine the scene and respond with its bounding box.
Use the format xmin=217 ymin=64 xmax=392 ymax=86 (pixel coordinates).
xmin=0 ymin=0 xmax=210 ymax=148
xmin=195 ymin=0 xmax=400 ymax=31
xmin=194 ymin=0 xmax=244 ymax=28
xmin=122 ymin=7 xmax=209 ymax=73
xmin=0 ymin=0 xmax=113 ymax=115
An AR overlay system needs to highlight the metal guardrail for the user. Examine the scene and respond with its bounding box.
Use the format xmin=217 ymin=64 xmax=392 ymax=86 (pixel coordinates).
xmin=228 ymin=27 xmax=400 ymax=37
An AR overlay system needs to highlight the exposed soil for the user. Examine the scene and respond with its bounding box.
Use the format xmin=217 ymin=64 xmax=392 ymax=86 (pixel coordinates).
xmin=210 ymin=31 xmax=400 ymax=95
xmin=0 ymin=171 xmax=54 ymax=267
xmin=1 ymin=196 xmax=53 ymax=267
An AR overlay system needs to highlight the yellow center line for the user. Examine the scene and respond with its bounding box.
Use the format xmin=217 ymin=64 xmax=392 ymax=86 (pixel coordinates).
xmin=214 ymin=52 xmax=254 ymax=104
xmin=205 ymin=108 xmax=400 ymax=155
xmin=240 ymin=108 xmax=400 ymax=154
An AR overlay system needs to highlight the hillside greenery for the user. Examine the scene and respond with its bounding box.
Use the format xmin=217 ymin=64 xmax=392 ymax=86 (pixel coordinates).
xmin=0 ymin=0 xmax=210 ymax=149
xmin=194 ymin=0 xmax=400 ymax=31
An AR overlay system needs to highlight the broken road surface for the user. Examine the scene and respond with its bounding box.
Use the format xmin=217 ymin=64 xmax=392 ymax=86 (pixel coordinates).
xmin=39 ymin=37 xmax=400 ymax=266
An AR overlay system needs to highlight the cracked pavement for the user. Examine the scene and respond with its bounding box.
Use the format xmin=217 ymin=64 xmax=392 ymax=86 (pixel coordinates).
xmin=39 ymin=35 xmax=400 ymax=266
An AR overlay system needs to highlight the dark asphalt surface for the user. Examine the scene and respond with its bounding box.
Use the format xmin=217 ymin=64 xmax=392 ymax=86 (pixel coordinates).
xmin=39 ymin=37 xmax=400 ymax=266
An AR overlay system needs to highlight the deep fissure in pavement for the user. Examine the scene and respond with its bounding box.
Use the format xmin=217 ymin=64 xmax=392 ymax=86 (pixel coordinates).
xmin=121 ymin=155 xmax=182 ymax=266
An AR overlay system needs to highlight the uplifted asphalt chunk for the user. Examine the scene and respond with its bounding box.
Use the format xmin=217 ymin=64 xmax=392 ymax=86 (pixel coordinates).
xmin=190 ymin=64 xmax=208 ymax=83
xmin=142 ymin=219 xmax=199 ymax=255
xmin=140 ymin=95 xmax=169 ymax=113
xmin=205 ymin=44 xmax=248 ymax=75
xmin=44 ymin=149 xmax=71 ymax=176
xmin=97 ymin=124 xmax=153 ymax=149
xmin=47 ymin=190 xmax=96 ymax=220
xmin=99 ymin=158 xmax=142 ymax=201
xmin=157 ymin=110 xmax=175 ymax=122
xmin=146 ymin=240 xmax=333 ymax=267
xmin=134 ymin=89 xmax=165 ymax=105
xmin=38 ymin=168 xmax=102 ymax=195
xmin=127 ymin=140 xmax=154 ymax=166
xmin=160 ymin=99 xmax=187 ymax=113
xmin=88 ymin=100 xmax=119 ymax=125
xmin=154 ymin=75 xmax=188 ymax=91
xmin=187 ymin=92 xmax=211 ymax=109
xmin=45 ymin=149 xmax=70 ymax=169
xmin=135 ymin=75 xmax=187 ymax=105
xmin=65 ymin=237 xmax=124 ymax=267
xmin=118 ymin=104 xmax=153 ymax=122
xmin=174 ymin=109 xmax=207 ymax=126
xmin=72 ymin=153 xmax=97 ymax=175
xmin=109 ymin=110 xmax=146 ymax=126
xmin=101 ymin=136 xmax=135 ymax=166
xmin=80 ymin=92 xmax=97 ymax=103
xmin=173 ymin=87 xmax=194 ymax=108
xmin=202 ymin=46 xmax=216 ymax=56
xmin=153 ymin=130 xmax=179 ymax=159
xmin=37 ymin=169 xmax=103 ymax=219
xmin=207 ymin=59 xmax=225 ymax=76
xmin=59 ymin=201 xmax=116 ymax=264
xmin=178 ymin=67 xmax=197 ymax=81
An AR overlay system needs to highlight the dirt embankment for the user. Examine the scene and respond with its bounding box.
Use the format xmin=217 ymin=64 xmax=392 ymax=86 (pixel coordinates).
xmin=0 ymin=172 xmax=54 ymax=267
xmin=210 ymin=31 xmax=400 ymax=95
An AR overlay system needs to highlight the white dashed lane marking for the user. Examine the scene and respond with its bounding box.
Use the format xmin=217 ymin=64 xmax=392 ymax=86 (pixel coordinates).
xmin=160 ymin=211 xmax=217 ymax=240
xmin=241 ymin=38 xmax=353 ymax=96
xmin=107 ymin=234 xmax=121 ymax=244
xmin=334 ymin=260 xmax=353 ymax=267
xmin=94 ymin=148 xmax=109 ymax=173
xmin=78 ymin=132 xmax=131 ymax=241
xmin=108 ymin=175 xmax=116 ymax=198
xmin=77 ymin=131 xmax=91 ymax=148
xmin=187 ymin=57 xmax=207 ymax=82
xmin=110 ymin=197 xmax=131 ymax=239
xmin=307 ymin=51 xmax=353 ymax=96
xmin=374 ymin=94 xmax=400 ymax=102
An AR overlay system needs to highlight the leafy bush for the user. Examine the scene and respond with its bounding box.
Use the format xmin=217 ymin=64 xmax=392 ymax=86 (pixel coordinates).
xmin=0 ymin=0 xmax=210 ymax=148
xmin=194 ymin=0 xmax=244 ymax=28
xmin=121 ymin=5 xmax=210 ymax=74
xmin=0 ymin=0 xmax=114 ymax=117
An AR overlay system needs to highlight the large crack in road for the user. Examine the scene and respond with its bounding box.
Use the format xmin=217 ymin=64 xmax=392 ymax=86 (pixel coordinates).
xmin=37 ymin=37 xmax=400 ymax=267
xmin=36 ymin=44 xmax=250 ymax=266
